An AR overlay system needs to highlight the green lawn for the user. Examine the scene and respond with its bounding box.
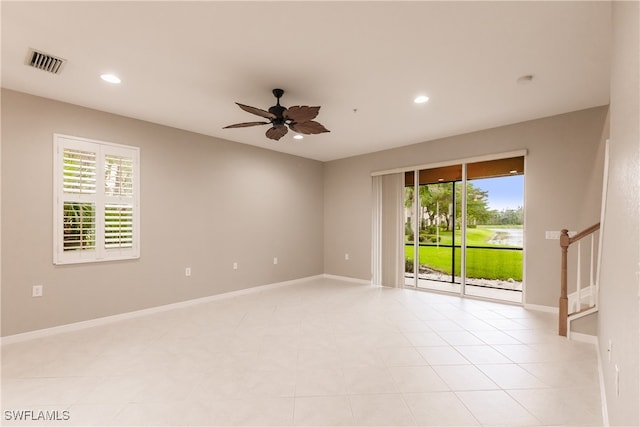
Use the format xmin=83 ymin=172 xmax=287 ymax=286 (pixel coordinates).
xmin=406 ymin=225 xmax=523 ymax=281
xmin=420 ymin=225 xmax=522 ymax=248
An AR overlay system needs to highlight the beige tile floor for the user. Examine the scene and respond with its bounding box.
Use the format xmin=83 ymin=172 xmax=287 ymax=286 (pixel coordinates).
xmin=1 ymin=277 xmax=604 ymax=426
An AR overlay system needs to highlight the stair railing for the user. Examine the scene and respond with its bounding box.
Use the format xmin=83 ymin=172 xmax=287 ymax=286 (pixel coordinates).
xmin=558 ymin=223 xmax=600 ymax=337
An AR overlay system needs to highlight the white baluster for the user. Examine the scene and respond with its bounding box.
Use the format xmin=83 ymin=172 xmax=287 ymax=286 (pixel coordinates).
xmin=589 ymin=234 xmax=595 ymax=306
xmin=575 ymin=240 xmax=582 ymax=312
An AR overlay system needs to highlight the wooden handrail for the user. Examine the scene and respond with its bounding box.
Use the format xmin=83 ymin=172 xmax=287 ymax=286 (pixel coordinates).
xmin=568 ymin=223 xmax=601 ymax=245
xmin=558 ymin=223 xmax=600 ymax=337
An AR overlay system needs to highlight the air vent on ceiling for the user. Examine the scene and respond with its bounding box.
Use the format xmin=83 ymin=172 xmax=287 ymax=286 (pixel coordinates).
xmin=27 ymin=49 xmax=66 ymax=74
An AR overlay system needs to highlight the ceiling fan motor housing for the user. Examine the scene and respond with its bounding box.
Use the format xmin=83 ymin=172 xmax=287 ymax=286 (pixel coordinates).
xmin=268 ymin=105 xmax=287 ymax=121
xmin=269 ymin=88 xmax=287 ymax=124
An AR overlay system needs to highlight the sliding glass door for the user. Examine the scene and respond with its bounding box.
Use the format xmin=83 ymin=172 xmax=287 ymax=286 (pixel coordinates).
xmin=404 ymin=166 xmax=463 ymax=294
xmin=404 ymin=156 xmax=524 ymax=303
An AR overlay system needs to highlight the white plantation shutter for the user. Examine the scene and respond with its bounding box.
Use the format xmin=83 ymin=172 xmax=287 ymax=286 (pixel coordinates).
xmin=63 ymin=148 xmax=96 ymax=194
xmin=54 ymin=134 xmax=140 ymax=264
xmin=105 ymin=204 xmax=133 ymax=249
xmin=61 ymin=147 xmax=97 ymax=254
xmin=104 ymin=154 xmax=133 ymax=197
xmin=63 ymin=202 xmax=96 ymax=252
xmin=103 ymin=149 xmax=135 ymax=253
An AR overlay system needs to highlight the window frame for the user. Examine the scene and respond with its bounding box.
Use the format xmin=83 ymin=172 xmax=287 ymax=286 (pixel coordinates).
xmin=53 ymin=134 xmax=140 ymax=265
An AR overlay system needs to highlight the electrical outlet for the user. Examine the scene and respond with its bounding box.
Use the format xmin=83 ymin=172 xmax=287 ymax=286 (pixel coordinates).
xmin=32 ymin=285 xmax=43 ymax=297
xmin=233 ymin=262 xmax=238 ymax=270
xmin=185 ymin=267 xmax=191 ymax=277
xmin=273 ymin=257 xmax=278 ymax=265
xmin=345 ymin=253 xmax=350 ymax=260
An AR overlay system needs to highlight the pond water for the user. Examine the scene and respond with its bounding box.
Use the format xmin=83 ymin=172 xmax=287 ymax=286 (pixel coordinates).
xmin=487 ymin=228 xmax=523 ymax=247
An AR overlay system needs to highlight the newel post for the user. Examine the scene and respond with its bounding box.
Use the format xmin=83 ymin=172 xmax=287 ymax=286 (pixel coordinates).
xmin=559 ymin=229 xmax=570 ymax=336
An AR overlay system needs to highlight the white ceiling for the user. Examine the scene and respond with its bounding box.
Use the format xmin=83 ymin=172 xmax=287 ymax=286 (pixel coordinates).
xmin=1 ymin=1 xmax=611 ymax=161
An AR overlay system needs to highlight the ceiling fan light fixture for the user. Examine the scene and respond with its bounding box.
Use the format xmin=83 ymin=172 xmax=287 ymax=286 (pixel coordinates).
xmin=414 ymin=95 xmax=430 ymax=104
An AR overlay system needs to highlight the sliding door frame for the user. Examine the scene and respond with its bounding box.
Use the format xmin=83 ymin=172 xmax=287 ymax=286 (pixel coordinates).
xmin=411 ymin=170 xmax=419 ymax=288
xmin=371 ymin=150 xmax=527 ymax=178
xmin=374 ymin=149 xmax=527 ymax=301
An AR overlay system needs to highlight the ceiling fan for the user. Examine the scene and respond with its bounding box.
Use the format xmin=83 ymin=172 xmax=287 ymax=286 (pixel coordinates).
xmin=223 ymin=88 xmax=330 ymax=141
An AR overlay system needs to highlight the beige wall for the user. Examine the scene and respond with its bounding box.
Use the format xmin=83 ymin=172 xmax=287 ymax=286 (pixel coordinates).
xmin=324 ymin=106 xmax=608 ymax=307
xmin=1 ymin=89 xmax=325 ymax=336
xmin=569 ymin=109 xmax=610 ymax=336
xmin=597 ymin=2 xmax=640 ymax=425
xmin=1 ymin=89 xmax=611 ymax=337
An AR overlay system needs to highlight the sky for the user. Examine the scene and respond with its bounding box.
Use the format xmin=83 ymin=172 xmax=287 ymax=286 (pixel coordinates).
xmin=471 ymin=175 xmax=524 ymax=211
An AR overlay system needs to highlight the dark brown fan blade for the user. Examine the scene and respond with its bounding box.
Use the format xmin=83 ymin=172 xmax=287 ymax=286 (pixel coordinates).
xmin=223 ymin=121 xmax=270 ymax=129
xmin=236 ymin=103 xmax=276 ymax=119
xmin=289 ymin=121 xmax=330 ymax=135
xmin=284 ymin=106 xmax=320 ymax=123
xmin=266 ymin=126 xmax=288 ymax=141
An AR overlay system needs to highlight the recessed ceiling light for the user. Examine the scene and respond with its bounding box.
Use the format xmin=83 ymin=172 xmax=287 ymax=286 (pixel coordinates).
xmin=414 ymin=95 xmax=430 ymax=104
xmin=510 ymin=169 xmax=518 ymax=174
xmin=100 ymin=73 xmax=121 ymax=84
xmin=293 ymin=134 xmax=303 ymax=140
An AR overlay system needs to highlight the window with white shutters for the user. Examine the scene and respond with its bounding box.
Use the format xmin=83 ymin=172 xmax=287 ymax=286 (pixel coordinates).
xmin=54 ymin=134 xmax=140 ymax=264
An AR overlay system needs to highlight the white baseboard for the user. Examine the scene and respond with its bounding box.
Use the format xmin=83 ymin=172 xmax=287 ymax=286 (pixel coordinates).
xmin=569 ymin=331 xmax=598 ymax=345
xmin=322 ymin=274 xmax=372 ymax=286
xmin=523 ymin=303 xmax=558 ymax=314
xmin=594 ymin=337 xmax=610 ymax=426
xmin=1 ymin=274 xmax=325 ymax=346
